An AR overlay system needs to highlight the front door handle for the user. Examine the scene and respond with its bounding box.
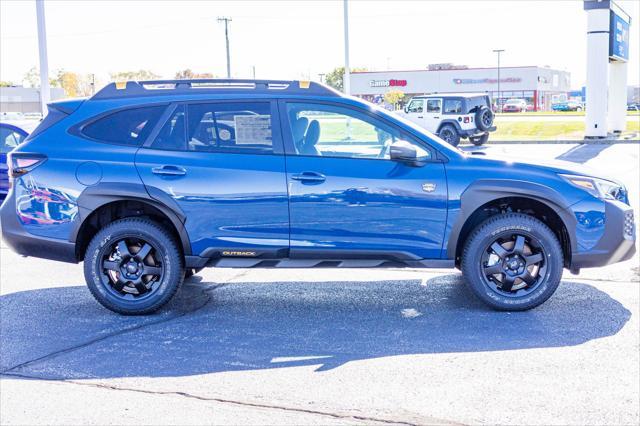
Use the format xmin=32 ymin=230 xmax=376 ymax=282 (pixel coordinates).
xmin=291 ymin=171 xmax=326 ymax=183
xmin=417 ymin=116 xmax=424 ymax=119
xmin=152 ymin=165 xmax=187 ymax=176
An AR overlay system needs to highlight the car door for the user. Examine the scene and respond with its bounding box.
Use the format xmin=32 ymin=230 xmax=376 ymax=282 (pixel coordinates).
xmin=135 ymin=100 xmax=290 ymax=257
xmin=281 ymin=100 xmax=448 ymax=260
xmin=403 ymin=98 xmax=426 ymax=127
xmin=423 ymin=98 xmax=443 ymax=133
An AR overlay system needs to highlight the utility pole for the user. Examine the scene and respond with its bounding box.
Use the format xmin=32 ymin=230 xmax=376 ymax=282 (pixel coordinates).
xmin=343 ymin=0 xmax=350 ymax=95
xmin=318 ymin=73 xmax=325 ymax=83
xmin=217 ymin=17 xmax=232 ymax=78
xmin=493 ymin=49 xmax=504 ymax=112
xmin=35 ymin=0 xmax=50 ymax=116
xmin=251 ymin=65 xmax=256 ymax=79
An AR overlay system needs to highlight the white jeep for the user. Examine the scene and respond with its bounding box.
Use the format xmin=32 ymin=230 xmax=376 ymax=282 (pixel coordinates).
xmin=400 ymin=93 xmax=496 ymax=146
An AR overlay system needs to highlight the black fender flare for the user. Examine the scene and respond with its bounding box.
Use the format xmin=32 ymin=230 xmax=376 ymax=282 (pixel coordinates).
xmin=71 ymin=182 xmax=191 ymax=256
xmin=436 ymin=119 xmax=463 ymax=135
xmin=446 ymin=179 xmax=578 ymax=259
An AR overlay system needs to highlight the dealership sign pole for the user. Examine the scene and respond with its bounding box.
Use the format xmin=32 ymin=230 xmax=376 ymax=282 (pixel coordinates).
xmin=584 ymin=0 xmax=631 ymax=138
xmin=35 ymin=0 xmax=50 ymax=117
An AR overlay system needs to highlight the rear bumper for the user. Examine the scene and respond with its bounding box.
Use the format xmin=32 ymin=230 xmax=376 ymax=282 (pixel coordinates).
xmin=0 ymin=188 xmax=78 ymax=263
xmin=461 ymin=126 xmax=496 ymax=138
xmin=571 ymin=201 xmax=636 ymax=269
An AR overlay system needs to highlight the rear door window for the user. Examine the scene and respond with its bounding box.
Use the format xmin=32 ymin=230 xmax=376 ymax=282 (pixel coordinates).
xmin=82 ymin=105 xmax=166 ymax=145
xmin=426 ymin=99 xmax=442 ymax=113
xmin=185 ymin=102 xmax=273 ymax=154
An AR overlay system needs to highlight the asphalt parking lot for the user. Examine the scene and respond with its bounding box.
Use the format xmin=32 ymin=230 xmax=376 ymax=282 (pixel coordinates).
xmin=1 ymin=142 xmax=639 ymax=425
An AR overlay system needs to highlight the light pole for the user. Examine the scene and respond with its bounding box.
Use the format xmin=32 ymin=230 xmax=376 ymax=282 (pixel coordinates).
xmin=493 ymin=49 xmax=504 ymax=112
xmin=318 ymin=73 xmax=325 ymax=83
xmin=217 ymin=17 xmax=232 ymax=78
xmin=35 ymin=0 xmax=50 ymax=116
xmin=343 ymin=0 xmax=350 ymax=95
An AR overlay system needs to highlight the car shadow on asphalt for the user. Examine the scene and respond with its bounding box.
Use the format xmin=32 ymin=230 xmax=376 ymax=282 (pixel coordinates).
xmin=0 ymin=274 xmax=631 ymax=379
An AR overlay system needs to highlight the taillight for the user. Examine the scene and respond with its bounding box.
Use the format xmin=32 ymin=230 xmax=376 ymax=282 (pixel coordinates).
xmin=463 ymin=117 xmax=470 ymax=123
xmin=8 ymin=153 xmax=47 ymax=178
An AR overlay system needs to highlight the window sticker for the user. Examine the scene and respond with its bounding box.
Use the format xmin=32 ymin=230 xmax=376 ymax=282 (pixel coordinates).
xmin=234 ymin=114 xmax=272 ymax=145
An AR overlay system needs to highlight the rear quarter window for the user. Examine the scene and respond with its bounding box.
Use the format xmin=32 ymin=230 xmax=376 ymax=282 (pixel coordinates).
xmin=82 ymin=105 xmax=166 ymax=145
xmin=466 ymin=96 xmax=490 ymax=113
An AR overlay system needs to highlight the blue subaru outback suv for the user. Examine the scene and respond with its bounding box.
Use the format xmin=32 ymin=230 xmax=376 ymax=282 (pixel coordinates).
xmin=0 ymin=79 xmax=636 ymax=314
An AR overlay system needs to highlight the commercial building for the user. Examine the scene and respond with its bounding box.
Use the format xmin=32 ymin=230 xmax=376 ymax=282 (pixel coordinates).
xmin=349 ymin=64 xmax=571 ymax=111
xmin=0 ymin=86 xmax=65 ymax=114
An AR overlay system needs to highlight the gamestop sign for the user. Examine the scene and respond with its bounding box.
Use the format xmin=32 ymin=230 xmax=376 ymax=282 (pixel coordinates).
xmin=370 ymin=79 xmax=407 ymax=88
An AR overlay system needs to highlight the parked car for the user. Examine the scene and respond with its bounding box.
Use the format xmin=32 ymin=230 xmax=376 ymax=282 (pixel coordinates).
xmin=0 ymin=122 xmax=29 ymax=202
xmin=627 ymin=103 xmax=639 ymax=111
xmin=0 ymin=79 xmax=635 ymax=314
xmin=502 ymin=99 xmax=528 ymax=113
xmin=552 ymin=101 xmax=584 ymax=112
xmin=400 ymin=93 xmax=496 ymax=146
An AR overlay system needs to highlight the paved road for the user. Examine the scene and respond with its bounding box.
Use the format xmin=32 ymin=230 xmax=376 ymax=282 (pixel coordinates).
xmin=1 ymin=143 xmax=638 ymax=425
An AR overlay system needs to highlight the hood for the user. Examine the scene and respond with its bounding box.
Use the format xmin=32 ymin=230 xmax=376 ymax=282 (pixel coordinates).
xmin=467 ymin=150 xmax=619 ymax=183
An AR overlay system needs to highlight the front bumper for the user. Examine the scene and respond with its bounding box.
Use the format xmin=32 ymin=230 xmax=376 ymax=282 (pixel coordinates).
xmin=0 ymin=188 xmax=78 ymax=263
xmin=571 ymin=201 xmax=636 ymax=269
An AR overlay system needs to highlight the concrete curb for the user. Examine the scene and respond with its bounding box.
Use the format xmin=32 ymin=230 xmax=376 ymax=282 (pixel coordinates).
xmin=477 ymin=139 xmax=640 ymax=145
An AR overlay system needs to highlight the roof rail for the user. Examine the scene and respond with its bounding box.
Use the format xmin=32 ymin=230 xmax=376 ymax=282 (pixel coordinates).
xmin=91 ymin=79 xmax=341 ymax=100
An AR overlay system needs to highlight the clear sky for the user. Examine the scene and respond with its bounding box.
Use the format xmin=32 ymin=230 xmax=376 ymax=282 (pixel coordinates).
xmin=1 ymin=0 xmax=638 ymax=89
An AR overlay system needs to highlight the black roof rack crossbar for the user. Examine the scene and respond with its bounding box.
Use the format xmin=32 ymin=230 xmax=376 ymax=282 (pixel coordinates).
xmin=91 ymin=79 xmax=341 ymax=100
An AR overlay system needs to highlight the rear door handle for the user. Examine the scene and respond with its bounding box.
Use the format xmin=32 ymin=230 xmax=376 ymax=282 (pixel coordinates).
xmin=291 ymin=171 xmax=326 ymax=183
xmin=417 ymin=116 xmax=424 ymax=119
xmin=152 ymin=165 xmax=187 ymax=176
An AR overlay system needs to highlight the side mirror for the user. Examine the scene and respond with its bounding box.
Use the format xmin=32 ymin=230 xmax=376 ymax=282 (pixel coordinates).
xmin=403 ymin=105 xmax=409 ymax=114
xmin=390 ymin=140 xmax=425 ymax=166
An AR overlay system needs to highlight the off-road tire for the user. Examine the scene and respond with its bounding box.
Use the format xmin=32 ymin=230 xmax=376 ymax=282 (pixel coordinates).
xmin=475 ymin=106 xmax=494 ymax=131
xmin=84 ymin=218 xmax=184 ymax=315
xmin=438 ymin=124 xmax=460 ymax=147
xmin=461 ymin=213 xmax=563 ymax=311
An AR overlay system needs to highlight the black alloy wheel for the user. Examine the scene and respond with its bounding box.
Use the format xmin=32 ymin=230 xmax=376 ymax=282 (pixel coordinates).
xmin=439 ymin=125 xmax=460 ymax=146
xmin=101 ymin=237 xmax=164 ymax=299
xmin=480 ymin=233 xmax=547 ymax=296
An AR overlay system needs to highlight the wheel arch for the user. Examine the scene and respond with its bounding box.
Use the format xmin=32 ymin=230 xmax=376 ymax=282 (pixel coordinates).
xmin=72 ymin=183 xmax=191 ymax=261
xmin=436 ymin=119 xmax=463 ymax=135
xmin=448 ymin=180 xmax=577 ymax=268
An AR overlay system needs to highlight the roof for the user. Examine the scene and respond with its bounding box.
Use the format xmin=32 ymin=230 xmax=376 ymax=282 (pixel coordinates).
xmin=91 ymin=79 xmax=340 ymax=100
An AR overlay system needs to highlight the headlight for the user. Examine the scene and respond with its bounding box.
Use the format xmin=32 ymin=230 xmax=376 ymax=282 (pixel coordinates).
xmin=560 ymin=174 xmax=626 ymax=201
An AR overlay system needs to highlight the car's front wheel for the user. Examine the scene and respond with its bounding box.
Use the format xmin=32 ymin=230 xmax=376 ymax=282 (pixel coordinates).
xmin=84 ymin=218 xmax=184 ymax=315
xmin=461 ymin=213 xmax=563 ymax=311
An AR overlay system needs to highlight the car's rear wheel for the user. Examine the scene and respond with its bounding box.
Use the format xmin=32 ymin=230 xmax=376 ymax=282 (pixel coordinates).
xmin=470 ymin=133 xmax=489 ymax=146
xmin=461 ymin=213 xmax=563 ymax=311
xmin=438 ymin=124 xmax=460 ymax=146
xmin=84 ymin=218 xmax=184 ymax=315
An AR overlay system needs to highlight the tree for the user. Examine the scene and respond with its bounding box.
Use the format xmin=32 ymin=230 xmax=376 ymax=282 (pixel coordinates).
xmin=174 ymin=69 xmax=215 ymax=79
xmin=383 ymin=90 xmax=405 ymax=110
xmin=23 ymin=66 xmax=64 ymax=88
xmin=0 ymin=81 xmax=15 ymax=87
xmin=324 ymin=66 xmax=367 ymax=92
xmin=109 ymin=70 xmax=160 ymax=82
